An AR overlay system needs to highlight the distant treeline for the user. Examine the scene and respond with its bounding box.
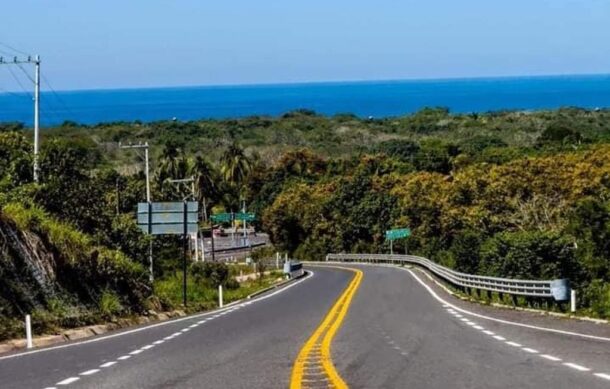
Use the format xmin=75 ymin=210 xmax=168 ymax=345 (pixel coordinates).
xmin=1 ymin=106 xmax=610 ymax=323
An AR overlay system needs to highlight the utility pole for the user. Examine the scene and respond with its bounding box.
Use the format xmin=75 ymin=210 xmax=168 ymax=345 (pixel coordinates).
xmin=167 ymin=176 xmax=198 ymax=260
xmin=119 ymin=142 xmax=153 ymax=281
xmin=242 ymin=199 xmax=247 ymax=246
xmin=0 ymin=55 xmax=41 ymax=181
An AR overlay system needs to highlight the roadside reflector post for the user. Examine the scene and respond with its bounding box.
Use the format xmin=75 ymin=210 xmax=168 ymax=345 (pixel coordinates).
xmin=25 ymin=314 xmax=33 ymax=349
xmin=571 ymin=289 xmax=577 ymax=313
xmin=219 ymin=284 xmax=224 ymax=308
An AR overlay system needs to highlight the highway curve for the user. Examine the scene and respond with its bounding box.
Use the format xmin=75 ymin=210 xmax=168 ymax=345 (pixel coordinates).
xmin=2 ymin=264 xmax=610 ymax=388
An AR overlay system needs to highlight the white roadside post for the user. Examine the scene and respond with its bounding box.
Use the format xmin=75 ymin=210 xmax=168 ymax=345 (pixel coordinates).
xmin=276 ymin=252 xmax=280 ymax=269
xmin=218 ymin=284 xmax=224 ymax=308
xmin=571 ymin=289 xmax=577 ymax=313
xmin=25 ymin=314 xmax=33 ymax=349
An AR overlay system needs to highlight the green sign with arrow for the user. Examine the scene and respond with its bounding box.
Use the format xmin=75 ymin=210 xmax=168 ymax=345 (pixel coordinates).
xmin=235 ymin=212 xmax=256 ymax=222
xmin=210 ymin=213 xmax=232 ymax=223
xmin=210 ymin=212 xmax=256 ymax=223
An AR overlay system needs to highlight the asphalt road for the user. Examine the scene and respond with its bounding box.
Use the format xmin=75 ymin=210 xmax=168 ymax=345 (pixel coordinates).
xmin=2 ymin=264 xmax=610 ymax=388
xmin=330 ymin=264 xmax=610 ymax=389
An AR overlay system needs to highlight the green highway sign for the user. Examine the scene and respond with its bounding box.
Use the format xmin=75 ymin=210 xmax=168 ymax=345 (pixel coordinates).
xmin=210 ymin=212 xmax=256 ymax=223
xmin=210 ymin=213 xmax=232 ymax=223
xmin=235 ymin=212 xmax=256 ymax=222
xmin=385 ymin=228 xmax=411 ymax=241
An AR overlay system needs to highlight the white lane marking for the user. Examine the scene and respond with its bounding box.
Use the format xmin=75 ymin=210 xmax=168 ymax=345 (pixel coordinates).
xmin=43 ymin=387 xmax=57 ymax=389
xmin=141 ymin=345 xmax=154 ymax=350
xmin=541 ymin=354 xmax=562 ymax=361
xmin=129 ymin=349 xmax=143 ymax=355
xmin=80 ymin=369 xmax=100 ymax=376
xmin=392 ymin=346 xmax=401 ymax=350
xmin=460 ymin=318 xmax=469 ymax=322
xmin=594 ymin=373 xmax=610 ymax=380
xmin=401 ymin=352 xmax=408 ymax=356
xmin=466 ymin=322 xmax=477 ymax=327
xmin=473 ymin=325 xmax=484 ymax=330
xmin=181 ymin=328 xmax=190 ymax=333
xmin=117 ymin=355 xmax=131 ymax=360
xmin=189 ymin=324 xmax=198 ymax=328
xmin=163 ymin=336 xmax=173 ymax=340
xmin=100 ymin=361 xmax=116 ymax=368
xmin=506 ymin=341 xmax=522 ymax=347
xmin=522 ymin=348 xmax=539 ymax=353
xmin=404 ymin=268 xmax=610 ymax=342
xmin=493 ymin=335 xmax=506 ymax=341
xmin=2 ymin=271 xmax=315 ymax=361
xmin=563 ymin=363 xmax=591 ymax=372
xmin=57 ymin=377 xmax=80 ymax=385
xmin=454 ymin=314 xmax=463 ymax=318
xmin=171 ymin=332 xmax=181 ymax=337
xmin=153 ymin=340 xmax=164 ymax=345
xmin=483 ymin=330 xmax=495 ymax=335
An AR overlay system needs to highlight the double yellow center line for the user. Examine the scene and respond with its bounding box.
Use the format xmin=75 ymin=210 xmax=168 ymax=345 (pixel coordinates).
xmin=290 ymin=267 xmax=363 ymax=389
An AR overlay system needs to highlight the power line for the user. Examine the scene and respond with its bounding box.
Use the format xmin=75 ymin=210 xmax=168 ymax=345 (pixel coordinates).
xmin=16 ymin=62 xmax=35 ymax=83
xmin=0 ymin=85 xmax=28 ymax=99
xmin=41 ymin=73 xmax=75 ymax=119
xmin=5 ymin=65 xmax=32 ymax=98
xmin=0 ymin=42 xmax=30 ymax=56
xmin=0 ymin=48 xmax=15 ymax=57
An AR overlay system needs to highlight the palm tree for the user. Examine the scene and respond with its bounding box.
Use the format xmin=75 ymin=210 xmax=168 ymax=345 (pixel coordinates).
xmin=155 ymin=143 xmax=191 ymax=200
xmin=220 ymin=142 xmax=251 ymax=190
xmin=191 ymin=155 xmax=219 ymax=222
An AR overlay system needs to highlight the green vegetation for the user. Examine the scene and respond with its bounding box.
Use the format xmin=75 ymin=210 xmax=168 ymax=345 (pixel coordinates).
xmin=2 ymin=105 xmax=610 ymax=338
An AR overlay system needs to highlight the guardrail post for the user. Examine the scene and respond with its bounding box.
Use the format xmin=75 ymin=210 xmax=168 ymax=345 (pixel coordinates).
xmin=218 ymin=284 xmax=224 ymax=308
xmin=25 ymin=314 xmax=33 ymax=349
xmin=571 ymin=289 xmax=577 ymax=313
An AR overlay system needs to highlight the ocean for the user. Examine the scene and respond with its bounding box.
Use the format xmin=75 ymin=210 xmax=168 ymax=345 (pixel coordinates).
xmin=1 ymin=74 xmax=610 ymax=127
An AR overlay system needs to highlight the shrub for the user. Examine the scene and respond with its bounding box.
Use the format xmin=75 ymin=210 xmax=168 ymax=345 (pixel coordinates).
xmin=99 ymin=290 xmax=123 ymax=318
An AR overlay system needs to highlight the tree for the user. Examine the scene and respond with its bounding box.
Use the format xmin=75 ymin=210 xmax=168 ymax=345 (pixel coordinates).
xmin=191 ymin=156 xmax=220 ymax=221
xmin=479 ymin=231 xmax=578 ymax=280
xmin=220 ymin=142 xmax=251 ymax=200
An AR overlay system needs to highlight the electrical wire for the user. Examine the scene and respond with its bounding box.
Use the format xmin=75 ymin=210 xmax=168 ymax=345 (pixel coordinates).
xmin=41 ymin=73 xmax=75 ymax=119
xmin=5 ymin=65 xmax=32 ymax=98
xmin=16 ymin=63 xmax=35 ymax=83
xmin=0 ymin=42 xmax=30 ymax=56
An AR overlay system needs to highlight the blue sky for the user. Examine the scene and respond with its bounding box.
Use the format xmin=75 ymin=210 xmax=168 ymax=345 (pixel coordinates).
xmin=1 ymin=0 xmax=609 ymax=91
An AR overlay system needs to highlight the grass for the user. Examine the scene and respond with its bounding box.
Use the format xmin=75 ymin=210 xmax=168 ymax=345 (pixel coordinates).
xmin=154 ymin=270 xmax=284 ymax=312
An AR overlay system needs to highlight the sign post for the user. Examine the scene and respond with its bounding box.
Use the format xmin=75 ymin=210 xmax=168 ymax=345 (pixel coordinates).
xmin=183 ymin=201 xmax=188 ymax=307
xmin=138 ymin=201 xmax=198 ymax=306
xmin=385 ymin=228 xmax=411 ymax=255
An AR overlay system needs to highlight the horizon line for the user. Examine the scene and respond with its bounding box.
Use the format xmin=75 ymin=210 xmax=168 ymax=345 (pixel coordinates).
xmin=2 ymin=71 xmax=610 ymax=96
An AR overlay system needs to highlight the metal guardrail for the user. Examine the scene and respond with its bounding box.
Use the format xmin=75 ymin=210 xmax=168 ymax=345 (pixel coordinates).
xmin=283 ymin=260 xmax=304 ymax=279
xmin=326 ymin=253 xmax=570 ymax=301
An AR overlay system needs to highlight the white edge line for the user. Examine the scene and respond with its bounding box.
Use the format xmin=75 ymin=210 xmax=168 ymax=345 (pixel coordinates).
xmin=80 ymin=369 xmax=100 ymax=376
xmin=401 ymin=268 xmax=610 ymax=343
xmin=563 ymin=362 xmax=591 ymax=371
xmin=0 ymin=270 xmax=315 ymax=361
xmin=100 ymin=361 xmax=116 ymax=368
xmin=506 ymin=341 xmax=522 ymax=347
xmin=594 ymin=373 xmax=610 ymax=380
xmin=541 ymin=354 xmax=561 ymax=361
xmin=56 ymin=377 xmax=80 ymax=385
